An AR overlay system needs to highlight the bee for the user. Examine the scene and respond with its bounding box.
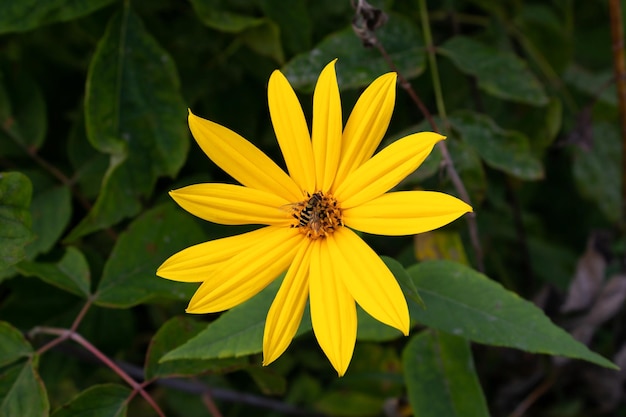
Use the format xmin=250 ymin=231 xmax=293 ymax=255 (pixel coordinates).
xmin=297 ymin=192 xmax=324 ymax=229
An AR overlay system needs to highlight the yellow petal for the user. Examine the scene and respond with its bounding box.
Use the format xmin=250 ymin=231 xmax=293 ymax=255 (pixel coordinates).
xmin=333 ymin=72 xmax=397 ymax=188
xmin=334 ymin=132 xmax=444 ymax=209
xmin=188 ymin=110 xmax=301 ymax=202
xmin=263 ymin=240 xmax=312 ymax=366
xmin=186 ymin=227 xmax=303 ymax=313
xmin=343 ymin=191 xmax=472 ymax=235
xmin=157 ymin=227 xmax=276 ymax=282
xmin=309 ymin=239 xmax=357 ymax=376
xmin=170 ymin=183 xmax=292 ymax=226
xmin=268 ymin=70 xmax=316 ymax=192
xmin=312 ymin=60 xmax=342 ymax=192
xmin=328 ymin=228 xmax=409 ymax=334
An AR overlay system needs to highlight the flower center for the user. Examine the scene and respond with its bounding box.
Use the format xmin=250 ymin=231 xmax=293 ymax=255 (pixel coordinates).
xmin=289 ymin=192 xmax=343 ymax=240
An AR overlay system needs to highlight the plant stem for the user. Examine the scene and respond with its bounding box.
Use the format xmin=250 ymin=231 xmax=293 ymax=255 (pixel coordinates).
xmin=419 ymin=0 xmax=448 ymax=129
xmin=609 ymin=0 xmax=626 ymax=227
xmin=31 ymin=326 xmax=166 ymax=417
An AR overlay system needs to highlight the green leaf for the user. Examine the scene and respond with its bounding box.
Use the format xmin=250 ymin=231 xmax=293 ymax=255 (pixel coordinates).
xmin=407 ymin=260 xmax=616 ymax=369
xmin=572 ymin=122 xmax=620 ymax=224
xmin=0 ymin=358 xmax=49 ymax=417
xmin=0 ymin=321 xmax=33 ymax=368
xmin=145 ymin=316 xmax=245 ymax=380
xmin=25 ymin=185 xmax=71 ymax=259
xmin=450 ymin=110 xmax=544 ymax=180
xmin=51 ymin=384 xmax=130 ymax=417
xmin=403 ymin=330 xmax=489 ymax=417
xmin=259 ymin=0 xmax=311 ymax=55
xmin=246 ymin=367 xmax=287 ymax=395
xmin=240 ymin=20 xmax=285 ymax=63
xmin=0 ymin=172 xmax=34 ymax=271
xmin=438 ymin=36 xmax=548 ymax=106
xmin=16 ymin=247 xmax=91 ymax=298
xmin=94 ymin=202 xmax=205 ymax=307
xmin=282 ymin=13 xmax=425 ymax=92
xmin=162 ymin=279 xmax=312 ymax=361
xmin=189 ymin=0 xmax=264 ymax=33
xmin=0 ymin=68 xmax=47 ymax=157
xmin=0 ymin=0 xmax=115 ymax=34
xmin=68 ymin=5 xmax=188 ymax=240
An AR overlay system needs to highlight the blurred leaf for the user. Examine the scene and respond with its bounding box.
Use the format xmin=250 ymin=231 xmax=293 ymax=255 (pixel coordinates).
xmin=0 ymin=321 xmax=33 ymax=368
xmin=414 ymin=231 xmax=470 ymax=265
xmin=572 ymin=122 xmax=620 ymax=224
xmin=407 ymin=260 xmax=616 ymax=369
xmin=0 ymin=172 xmax=34 ymax=271
xmin=0 ymin=358 xmax=49 ymax=417
xmin=450 ymin=110 xmax=544 ymax=180
xmin=283 ymin=13 xmax=425 ymax=92
xmin=246 ymin=367 xmax=287 ymax=395
xmin=447 ymin=138 xmax=486 ymax=204
xmin=68 ymin=5 xmax=188 ymax=240
xmin=259 ymin=0 xmax=311 ymax=55
xmin=564 ymin=65 xmax=616 ymax=106
xmin=0 ymin=68 xmax=47 ymax=157
xmin=189 ymin=0 xmax=264 ymax=32
xmin=94 ymin=203 xmax=205 ymax=307
xmin=16 ymin=247 xmax=91 ymax=298
xmin=356 ymin=306 xmax=403 ymax=342
xmin=0 ymin=0 xmax=115 ymax=34
xmin=315 ymin=391 xmax=383 ymax=417
xmin=403 ymin=330 xmax=489 ymax=417
xmin=241 ymin=20 xmax=285 ymax=63
xmin=145 ymin=316 xmax=245 ymax=380
xmin=438 ymin=36 xmax=548 ymax=106
xmin=163 ymin=279 xmax=312 ymax=361
xmin=51 ymin=384 xmax=129 ymax=417
xmin=25 ymin=185 xmax=71 ymax=259
xmin=533 ymin=97 xmax=563 ymax=153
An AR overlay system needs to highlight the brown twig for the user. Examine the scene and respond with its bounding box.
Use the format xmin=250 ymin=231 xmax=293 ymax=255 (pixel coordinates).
xmin=508 ymin=372 xmax=558 ymax=417
xmin=352 ymin=0 xmax=484 ymax=272
xmin=30 ymin=326 xmax=167 ymax=417
xmin=608 ymin=0 xmax=626 ymax=226
xmin=202 ymin=391 xmax=225 ymax=417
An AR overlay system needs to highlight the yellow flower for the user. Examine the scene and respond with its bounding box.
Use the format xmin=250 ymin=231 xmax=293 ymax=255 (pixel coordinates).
xmin=157 ymin=60 xmax=472 ymax=376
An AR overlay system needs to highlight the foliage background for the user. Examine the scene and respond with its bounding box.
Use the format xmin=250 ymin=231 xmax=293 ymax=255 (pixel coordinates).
xmin=0 ymin=0 xmax=624 ymax=416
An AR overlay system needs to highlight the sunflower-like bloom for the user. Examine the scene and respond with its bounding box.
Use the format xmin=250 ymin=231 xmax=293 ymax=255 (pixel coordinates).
xmin=157 ymin=60 xmax=472 ymax=375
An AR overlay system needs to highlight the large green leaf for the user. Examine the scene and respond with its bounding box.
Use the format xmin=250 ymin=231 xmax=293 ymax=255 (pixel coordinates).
xmin=0 ymin=68 xmax=46 ymax=157
xmin=438 ymin=36 xmax=548 ymax=106
xmin=51 ymin=384 xmax=129 ymax=417
xmin=450 ymin=110 xmax=544 ymax=180
xmin=0 ymin=321 xmax=33 ymax=368
xmin=0 ymin=0 xmax=115 ymax=34
xmin=161 ymin=280 xmax=295 ymax=361
xmin=572 ymin=122 xmax=620 ymax=224
xmin=17 ymin=247 xmax=91 ymax=298
xmin=94 ymin=203 xmax=205 ymax=307
xmin=0 ymin=358 xmax=49 ymax=417
xmin=145 ymin=316 xmax=245 ymax=380
xmin=0 ymin=172 xmax=34 ymax=271
xmin=407 ymin=260 xmax=616 ymax=369
xmin=25 ymin=185 xmax=71 ymax=259
xmin=282 ymin=13 xmax=425 ymax=92
xmin=403 ymin=330 xmax=489 ymax=417
xmin=68 ymin=4 xmax=188 ymax=240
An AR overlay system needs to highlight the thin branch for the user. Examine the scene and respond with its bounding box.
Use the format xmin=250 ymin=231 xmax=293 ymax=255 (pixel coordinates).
xmin=202 ymin=391 xmax=225 ymax=417
xmin=30 ymin=326 xmax=166 ymax=417
xmin=508 ymin=372 xmax=558 ymax=417
xmin=608 ymin=0 xmax=626 ymax=226
xmin=352 ymin=0 xmax=484 ymax=272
